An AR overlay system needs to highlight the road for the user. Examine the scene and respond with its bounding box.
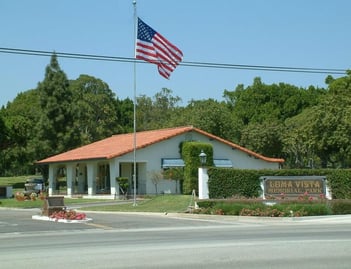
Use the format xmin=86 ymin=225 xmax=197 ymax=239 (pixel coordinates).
xmin=1 ymin=208 xmax=351 ymax=268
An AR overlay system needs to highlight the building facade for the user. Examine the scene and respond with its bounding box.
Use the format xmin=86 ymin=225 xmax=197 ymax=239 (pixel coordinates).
xmin=37 ymin=126 xmax=284 ymax=199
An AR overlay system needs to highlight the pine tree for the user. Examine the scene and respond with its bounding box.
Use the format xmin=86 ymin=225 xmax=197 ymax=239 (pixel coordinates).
xmin=36 ymin=53 xmax=79 ymax=158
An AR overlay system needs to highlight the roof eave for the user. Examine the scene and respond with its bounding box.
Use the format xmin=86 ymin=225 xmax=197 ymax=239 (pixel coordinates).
xmin=192 ymin=127 xmax=285 ymax=164
xmin=36 ymin=157 xmax=108 ymax=165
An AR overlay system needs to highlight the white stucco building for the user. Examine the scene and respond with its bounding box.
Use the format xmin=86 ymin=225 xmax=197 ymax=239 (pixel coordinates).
xmin=36 ymin=126 xmax=284 ymax=199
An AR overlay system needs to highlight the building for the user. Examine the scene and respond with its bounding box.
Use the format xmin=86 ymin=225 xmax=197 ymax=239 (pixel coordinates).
xmin=36 ymin=126 xmax=284 ymax=198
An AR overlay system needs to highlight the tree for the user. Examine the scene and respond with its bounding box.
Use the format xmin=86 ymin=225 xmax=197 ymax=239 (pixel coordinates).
xmin=35 ymin=53 xmax=80 ymax=159
xmin=0 ymin=111 xmax=11 ymax=176
xmin=149 ymin=170 xmax=164 ymax=194
xmin=136 ymin=88 xmax=182 ymax=130
xmin=0 ymin=90 xmax=42 ymax=175
xmin=163 ymin=167 xmax=184 ymax=194
xmin=70 ymin=74 xmax=122 ymax=144
xmin=172 ymin=99 xmax=236 ymax=141
xmin=240 ymin=120 xmax=284 ymax=158
xmin=309 ymin=72 xmax=351 ymax=168
xmin=223 ymin=77 xmax=326 ymax=157
xmin=282 ymin=71 xmax=351 ymax=168
xmin=136 ymin=94 xmax=153 ymax=131
xmin=0 ymin=110 xmax=10 ymax=151
xmin=116 ymin=97 xmax=134 ymax=133
xmin=282 ymin=107 xmax=316 ymax=168
xmin=224 ymin=77 xmax=325 ymax=124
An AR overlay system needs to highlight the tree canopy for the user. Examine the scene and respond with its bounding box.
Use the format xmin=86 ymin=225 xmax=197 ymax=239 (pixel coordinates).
xmin=1 ymin=54 xmax=350 ymax=175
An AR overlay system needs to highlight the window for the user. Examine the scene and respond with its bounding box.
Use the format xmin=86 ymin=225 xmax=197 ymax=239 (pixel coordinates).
xmin=161 ymin=158 xmax=185 ymax=169
xmin=213 ymin=159 xmax=233 ymax=168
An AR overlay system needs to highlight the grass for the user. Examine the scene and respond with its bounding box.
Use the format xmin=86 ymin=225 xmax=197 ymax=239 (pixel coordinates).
xmin=0 ymin=195 xmax=192 ymax=213
xmin=0 ymin=175 xmax=192 ymax=213
xmin=82 ymin=195 xmax=192 ymax=213
xmin=0 ymin=175 xmax=30 ymax=190
xmin=0 ymin=198 xmax=44 ymax=208
xmin=0 ymin=197 xmax=114 ymax=208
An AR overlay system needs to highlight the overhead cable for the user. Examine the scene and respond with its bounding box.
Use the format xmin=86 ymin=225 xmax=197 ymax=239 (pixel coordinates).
xmin=0 ymin=47 xmax=346 ymax=75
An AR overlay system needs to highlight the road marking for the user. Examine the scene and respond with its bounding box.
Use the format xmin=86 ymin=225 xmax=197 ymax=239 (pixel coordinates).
xmin=84 ymin=222 xmax=113 ymax=230
xmin=0 ymin=221 xmax=18 ymax=227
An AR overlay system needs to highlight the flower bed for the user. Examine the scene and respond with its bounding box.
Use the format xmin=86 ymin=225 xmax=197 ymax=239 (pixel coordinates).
xmin=195 ymin=197 xmax=345 ymax=217
xmin=50 ymin=209 xmax=87 ymax=221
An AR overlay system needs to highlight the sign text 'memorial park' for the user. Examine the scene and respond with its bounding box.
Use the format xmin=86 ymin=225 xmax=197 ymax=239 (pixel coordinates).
xmin=260 ymin=176 xmax=332 ymax=200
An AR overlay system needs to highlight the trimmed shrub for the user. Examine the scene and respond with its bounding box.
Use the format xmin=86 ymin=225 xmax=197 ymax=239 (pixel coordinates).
xmin=208 ymin=169 xmax=261 ymax=198
xmin=207 ymin=168 xmax=351 ymax=199
xmin=272 ymin=202 xmax=331 ymax=217
xmin=240 ymin=207 xmax=286 ymax=217
xmin=330 ymin=199 xmax=351 ymax=215
xmin=197 ymin=199 xmax=332 ymax=217
xmin=182 ymin=142 xmax=213 ymax=194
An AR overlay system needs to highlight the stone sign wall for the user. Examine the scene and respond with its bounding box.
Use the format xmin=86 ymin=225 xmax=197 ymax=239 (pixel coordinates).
xmin=260 ymin=176 xmax=332 ymax=200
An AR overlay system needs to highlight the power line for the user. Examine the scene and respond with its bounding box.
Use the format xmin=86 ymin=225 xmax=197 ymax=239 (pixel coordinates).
xmin=0 ymin=47 xmax=347 ymax=75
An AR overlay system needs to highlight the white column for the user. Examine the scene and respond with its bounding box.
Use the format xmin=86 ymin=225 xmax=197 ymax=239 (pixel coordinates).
xmin=87 ymin=163 xmax=97 ymax=196
xmin=66 ymin=163 xmax=75 ymax=197
xmin=325 ymin=180 xmax=332 ymax=200
xmin=198 ymin=167 xmax=209 ymax=199
xmin=110 ymin=161 xmax=120 ymax=199
xmin=48 ymin=165 xmax=55 ymax=196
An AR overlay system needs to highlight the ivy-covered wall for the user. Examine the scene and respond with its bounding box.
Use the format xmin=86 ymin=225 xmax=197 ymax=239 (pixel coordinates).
xmin=181 ymin=141 xmax=213 ymax=194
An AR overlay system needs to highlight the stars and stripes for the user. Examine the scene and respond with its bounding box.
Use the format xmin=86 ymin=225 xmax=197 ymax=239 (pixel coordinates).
xmin=135 ymin=17 xmax=183 ymax=79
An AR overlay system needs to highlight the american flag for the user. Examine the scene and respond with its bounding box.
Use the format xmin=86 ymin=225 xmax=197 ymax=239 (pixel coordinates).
xmin=135 ymin=17 xmax=183 ymax=79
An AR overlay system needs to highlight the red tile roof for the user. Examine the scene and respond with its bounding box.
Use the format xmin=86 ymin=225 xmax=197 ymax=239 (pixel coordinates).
xmin=36 ymin=126 xmax=284 ymax=164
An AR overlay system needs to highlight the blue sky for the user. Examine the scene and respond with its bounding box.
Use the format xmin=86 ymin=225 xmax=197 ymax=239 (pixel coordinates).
xmin=1 ymin=0 xmax=350 ymax=107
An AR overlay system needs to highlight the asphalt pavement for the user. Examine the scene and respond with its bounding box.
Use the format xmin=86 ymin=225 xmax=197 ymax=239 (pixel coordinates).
xmin=1 ymin=204 xmax=351 ymax=235
xmin=1 ymin=206 xmax=351 ymax=269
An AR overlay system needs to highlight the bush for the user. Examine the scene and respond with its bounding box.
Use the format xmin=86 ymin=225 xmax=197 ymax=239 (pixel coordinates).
xmin=198 ymin=199 xmax=266 ymax=216
xmin=329 ymin=199 xmax=351 ymax=215
xmin=116 ymin=177 xmax=129 ymax=198
xmin=240 ymin=207 xmax=285 ymax=217
xmin=272 ymin=202 xmax=331 ymax=217
xmin=208 ymin=169 xmax=261 ymax=198
xmin=207 ymin=168 xmax=351 ymax=199
xmin=213 ymin=202 xmax=250 ymax=215
xmin=197 ymin=200 xmax=217 ymax=208
xmin=196 ymin=199 xmax=333 ymax=217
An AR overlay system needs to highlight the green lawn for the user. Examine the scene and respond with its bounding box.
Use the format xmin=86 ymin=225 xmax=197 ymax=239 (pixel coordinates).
xmin=0 ymin=195 xmax=192 ymax=213
xmin=0 ymin=197 xmax=113 ymax=208
xmin=82 ymin=195 xmax=192 ymax=213
xmin=0 ymin=175 xmax=29 ymax=190
xmin=0 ymin=176 xmax=192 ymax=213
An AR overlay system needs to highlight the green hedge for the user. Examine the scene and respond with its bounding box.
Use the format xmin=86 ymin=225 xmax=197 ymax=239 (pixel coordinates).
xmin=196 ymin=199 xmax=351 ymax=216
xmin=182 ymin=142 xmax=213 ymax=194
xmin=207 ymin=168 xmax=262 ymax=198
xmin=207 ymin=168 xmax=351 ymax=199
xmin=329 ymin=199 xmax=351 ymax=214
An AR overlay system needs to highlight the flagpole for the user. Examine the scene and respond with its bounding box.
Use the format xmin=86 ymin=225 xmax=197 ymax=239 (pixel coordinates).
xmin=132 ymin=0 xmax=137 ymax=206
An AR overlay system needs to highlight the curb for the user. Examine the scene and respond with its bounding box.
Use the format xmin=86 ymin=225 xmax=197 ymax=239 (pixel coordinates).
xmin=32 ymin=215 xmax=93 ymax=223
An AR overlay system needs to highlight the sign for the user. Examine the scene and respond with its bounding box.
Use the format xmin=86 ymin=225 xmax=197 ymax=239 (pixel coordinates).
xmin=260 ymin=176 xmax=330 ymax=199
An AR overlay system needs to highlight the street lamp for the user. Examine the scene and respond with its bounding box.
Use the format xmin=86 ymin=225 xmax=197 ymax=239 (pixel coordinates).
xmin=199 ymin=150 xmax=207 ymax=167
xmin=198 ymin=150 xmax=208 ymax=199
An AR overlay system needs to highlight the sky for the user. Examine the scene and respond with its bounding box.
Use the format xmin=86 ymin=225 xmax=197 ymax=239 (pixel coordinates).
xmin=1 ymin=0 xmax=350 ymax=107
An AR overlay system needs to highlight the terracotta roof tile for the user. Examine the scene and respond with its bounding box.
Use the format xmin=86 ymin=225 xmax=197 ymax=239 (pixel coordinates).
xmin=36 ymin=126 xmax=284 ymax=164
